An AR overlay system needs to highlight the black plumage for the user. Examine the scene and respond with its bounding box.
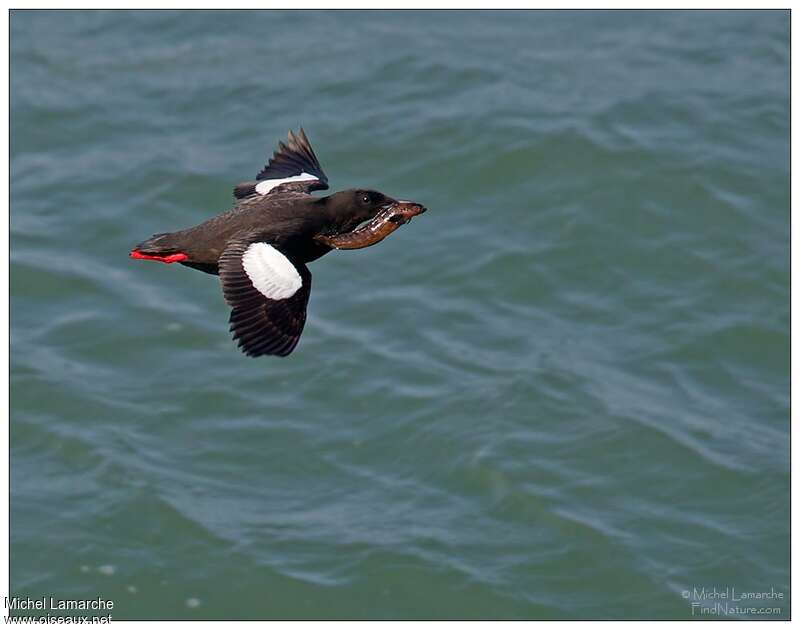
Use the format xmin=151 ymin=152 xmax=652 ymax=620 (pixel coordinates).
xmin=131 ymin=128 xmax=426 ymax=357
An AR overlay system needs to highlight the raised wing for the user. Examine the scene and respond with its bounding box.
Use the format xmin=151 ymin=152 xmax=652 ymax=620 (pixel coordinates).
xmin=218 ymin=235 xmax=312 ymax=357
xmin=234 ymin=128 xmax=329 ymax=199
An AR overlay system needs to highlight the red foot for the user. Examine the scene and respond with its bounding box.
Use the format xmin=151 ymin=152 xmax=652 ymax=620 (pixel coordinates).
xmin=130 ymin=250 xmax=188 ymax=263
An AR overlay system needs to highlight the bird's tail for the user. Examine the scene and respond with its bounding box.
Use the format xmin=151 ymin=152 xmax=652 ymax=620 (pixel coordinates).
xmin=130 ymin=232 xmax=188 ymax=264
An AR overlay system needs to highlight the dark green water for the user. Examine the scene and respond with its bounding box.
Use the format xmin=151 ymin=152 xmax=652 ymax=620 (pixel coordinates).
xmin=11 ymin=10 xmax=789 ymax=620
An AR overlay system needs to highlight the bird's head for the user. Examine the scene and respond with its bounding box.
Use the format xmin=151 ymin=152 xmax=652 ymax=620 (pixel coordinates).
xmin=324 ymin=189 xmax=426 ymax=234
xmin=316 ymin=189 xmax=427 ymax=250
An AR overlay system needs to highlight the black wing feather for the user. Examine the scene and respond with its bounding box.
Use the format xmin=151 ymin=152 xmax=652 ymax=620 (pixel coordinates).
xmin=258 ymin=128 xmax=328 ymax=184
xmin=218 ymin=235 xmax=312 ymax=357
xmin=233 ymin=128 xmax=329 ymax=199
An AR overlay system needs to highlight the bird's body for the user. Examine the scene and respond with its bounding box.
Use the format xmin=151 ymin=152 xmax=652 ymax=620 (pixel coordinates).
xmin=131 ymin=129 xmax=426 ymax=357
xmin=138 ymin=193 xmax=335 ymax=273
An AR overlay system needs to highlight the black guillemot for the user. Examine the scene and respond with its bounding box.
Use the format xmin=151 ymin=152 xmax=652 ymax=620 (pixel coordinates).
xmin=130 ymin=128 xmax=426 ymax=357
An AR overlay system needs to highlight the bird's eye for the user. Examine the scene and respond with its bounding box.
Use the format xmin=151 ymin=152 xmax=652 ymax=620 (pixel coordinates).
xmin=361 ymin=194 xmax=371 ymax=204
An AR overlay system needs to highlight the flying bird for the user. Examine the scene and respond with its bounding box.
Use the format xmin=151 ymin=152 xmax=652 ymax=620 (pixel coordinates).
xmin=131 ymin=129 xmax=426 ymax=357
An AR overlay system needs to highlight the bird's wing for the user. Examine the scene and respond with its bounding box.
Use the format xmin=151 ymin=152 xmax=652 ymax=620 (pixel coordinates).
xmin=218 ymin=234 xmax=312 ymax=357
xmin=234 ymin=128 xmax=329 ymax=199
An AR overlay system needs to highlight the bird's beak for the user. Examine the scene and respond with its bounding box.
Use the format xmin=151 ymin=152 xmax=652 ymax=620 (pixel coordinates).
xmin=384 ymin=200 xmax=427 ymax=225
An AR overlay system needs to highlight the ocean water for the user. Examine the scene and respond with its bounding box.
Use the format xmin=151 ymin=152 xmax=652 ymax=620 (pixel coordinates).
xmin=10 ymin=10 xmax=789 ymax=620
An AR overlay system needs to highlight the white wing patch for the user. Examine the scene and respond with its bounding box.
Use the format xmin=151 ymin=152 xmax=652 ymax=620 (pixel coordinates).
xmin=241 ymin=243 xmax=302 ymax=300
xmin=255 ymin=172 xmax=318 ymax=195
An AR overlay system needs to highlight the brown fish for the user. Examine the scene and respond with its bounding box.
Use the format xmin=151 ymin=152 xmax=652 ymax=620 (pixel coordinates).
xmin=314 ymin=201 xmax=426 ymax=250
